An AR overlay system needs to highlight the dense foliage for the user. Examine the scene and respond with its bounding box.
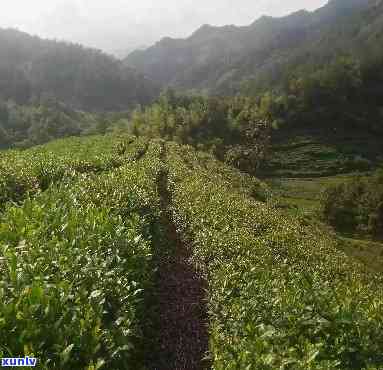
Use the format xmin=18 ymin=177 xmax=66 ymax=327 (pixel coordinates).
xmin=245 ymin=56 xmax=383 ymax=136
xmin=165 ymin=143 xmax=383 ymax=369
xmin=125 ymin=0 xmax=383 ymax=179
xmin=130 ymin=91 xmax=271 ymax=173
xmin=247 ymin=55 xmax=383 ymax=175
xmin=322 ymin=170 xmax=383 ymax=237
xmin=0 ymin=98 xmax=135 ymax=149
xmin=3 ymin=1 xmax=383 ymax=166
xmin=0 ymin=135 xmax=164 ymax=369
xmin=130 ymin=55 xmax=383 ymax=173
xmin=1 ymin=135 xmax=383 ymax=368
xmin=0 ymin=100 xmax=99 ymax=149
xmin=1 ymin=1 xmax=383 ymax=368
xmin=0 ymin=134 xmax=148 ymax=209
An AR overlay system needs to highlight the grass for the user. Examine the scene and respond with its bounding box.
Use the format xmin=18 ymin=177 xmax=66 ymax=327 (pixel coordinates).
xmin=265 ymin=175 xmax=359 ymax=217
xmin=262 ymin=127 xmax=383 ymax=177
xmin=338 ymin=237 xmax=383 ymax=273
xmin=266 ymin=173 xmax=383 ymax=275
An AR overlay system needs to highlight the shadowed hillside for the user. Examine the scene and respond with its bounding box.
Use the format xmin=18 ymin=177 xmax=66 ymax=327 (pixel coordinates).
xmin=0 ymin=28 xmax=159 ymax=111
xmin=125 ymin=0 xmax=382 ymax=94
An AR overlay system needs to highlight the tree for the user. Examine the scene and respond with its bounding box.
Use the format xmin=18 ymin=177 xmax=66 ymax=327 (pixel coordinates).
xmin=0 ymin=124 xmax=10 ymax=147
xmin=0 ymin=101 xmax=9 ymax=123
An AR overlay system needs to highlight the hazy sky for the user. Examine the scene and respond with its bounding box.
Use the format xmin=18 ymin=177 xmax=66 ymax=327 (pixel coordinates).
xmin=0 ymin=0 xmax=328 ymax=55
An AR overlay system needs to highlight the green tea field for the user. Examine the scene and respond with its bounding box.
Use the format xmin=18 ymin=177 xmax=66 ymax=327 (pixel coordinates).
xmin=0 ymin=134 xmax=382 ymax=369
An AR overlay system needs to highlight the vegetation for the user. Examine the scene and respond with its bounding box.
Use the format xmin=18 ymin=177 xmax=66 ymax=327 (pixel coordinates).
xmin=0 ymin=135 xmax=161 ymax=369
xmin=0 ymin=134 xmax=148 ymax=209
xmin=250 ymin=56 xmax=383 ymax=138
xmin=322 ymin=169 xmax=383 ymax=237
xmin=125 ymin=0 xmax=382 ymax=95
xmin=1 ymin=1 xmax=383 ymax=369
xmin=1 ymin=135 xmax=382 ymax=369
xmin=165 ymin=142 xmax=383 ymax=369
xmin=130 ymin=52 xmax=383 ymax=175
xmin=0 ymin=100 xmax=96 ymax=149
xmin=124 ymin=0 xmax=383 ymax=180
xmin=246 ymin=54 xmax=383 ymax=176
xmin=130 ymin=91 xmax=271 ymax=173
xmin=3 ymin=1 xmax=383 ymax=164
xmin=0 ymin=28 xmax=158 ymax=111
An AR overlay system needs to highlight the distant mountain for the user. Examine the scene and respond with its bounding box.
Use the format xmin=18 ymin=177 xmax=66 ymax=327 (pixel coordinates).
xmin=0 ymin=29 xmax=159 ymax=111
xmin=124 ymin=0 xmax=382 ymax=94
xmin=114 ymin=45 xmax=148 ymax=59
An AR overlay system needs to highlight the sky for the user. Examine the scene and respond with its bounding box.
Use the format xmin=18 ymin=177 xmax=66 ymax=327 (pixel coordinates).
xmin=0 ymin=0 xmax=328 ymax=56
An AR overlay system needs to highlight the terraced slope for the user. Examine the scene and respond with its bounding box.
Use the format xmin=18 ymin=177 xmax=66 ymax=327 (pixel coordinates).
xmin=0 ymin=135 xmax=382 ymax=369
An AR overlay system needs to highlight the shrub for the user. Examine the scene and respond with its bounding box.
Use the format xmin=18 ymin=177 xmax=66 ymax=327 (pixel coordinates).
xmin=321 ymin=171 xmax=383 ymax=236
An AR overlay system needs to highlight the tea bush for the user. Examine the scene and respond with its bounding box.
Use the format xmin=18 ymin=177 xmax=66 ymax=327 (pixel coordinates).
xmin=166 ymin=143 xmax=383 ymax=370
xmin=1 ymin=135 xmax=383 ymax=369
xmin=0 ymin=138 xmax=162 ymax=369
xmin=321 ymin=170 xmax=383 ymax=237
xmin=168 ymin=143 xmax=269 ymax=201
xmin=0 ymin=134 xmax=148 ymax=210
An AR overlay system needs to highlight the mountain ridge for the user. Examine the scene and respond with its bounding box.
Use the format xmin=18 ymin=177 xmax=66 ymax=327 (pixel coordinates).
xmin=124 ymin=0 xmax=377 ymax=94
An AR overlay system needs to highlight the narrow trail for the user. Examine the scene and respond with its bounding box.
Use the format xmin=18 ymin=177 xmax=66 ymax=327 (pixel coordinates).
xmin=150 ymin=145 xmax=210 ymax=370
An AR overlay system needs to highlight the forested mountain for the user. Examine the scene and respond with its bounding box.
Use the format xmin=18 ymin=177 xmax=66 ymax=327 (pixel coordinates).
xmin=0 ymin=28 xmax=159 ymax=111
xmin=2 ymin=0 xmax=383 ymax=153
xmin=125 ymin=0 xmax=383 ymax=94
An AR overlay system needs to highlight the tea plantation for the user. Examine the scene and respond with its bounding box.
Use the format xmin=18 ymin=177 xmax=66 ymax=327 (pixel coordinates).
xmin=0 ymin=134 xmax=382 ymax=369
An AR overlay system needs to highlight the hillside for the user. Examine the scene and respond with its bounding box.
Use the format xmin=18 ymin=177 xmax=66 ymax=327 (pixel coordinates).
xmin=0 ymin=28 xmax=159 ymax=111
xmin=124 ymin=0 xmax=383 ymax=94
xmin=0 ymin=99 xmax=105 ymax=149
xmin=1 ymin=2 xmax=383 ymax=368
xmin=0 ymin=134 xmax=382 ymax=369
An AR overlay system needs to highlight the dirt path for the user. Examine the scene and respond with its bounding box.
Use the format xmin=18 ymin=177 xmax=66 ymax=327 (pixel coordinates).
xmin=149 ymin=146 xmax=210 ymax=370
